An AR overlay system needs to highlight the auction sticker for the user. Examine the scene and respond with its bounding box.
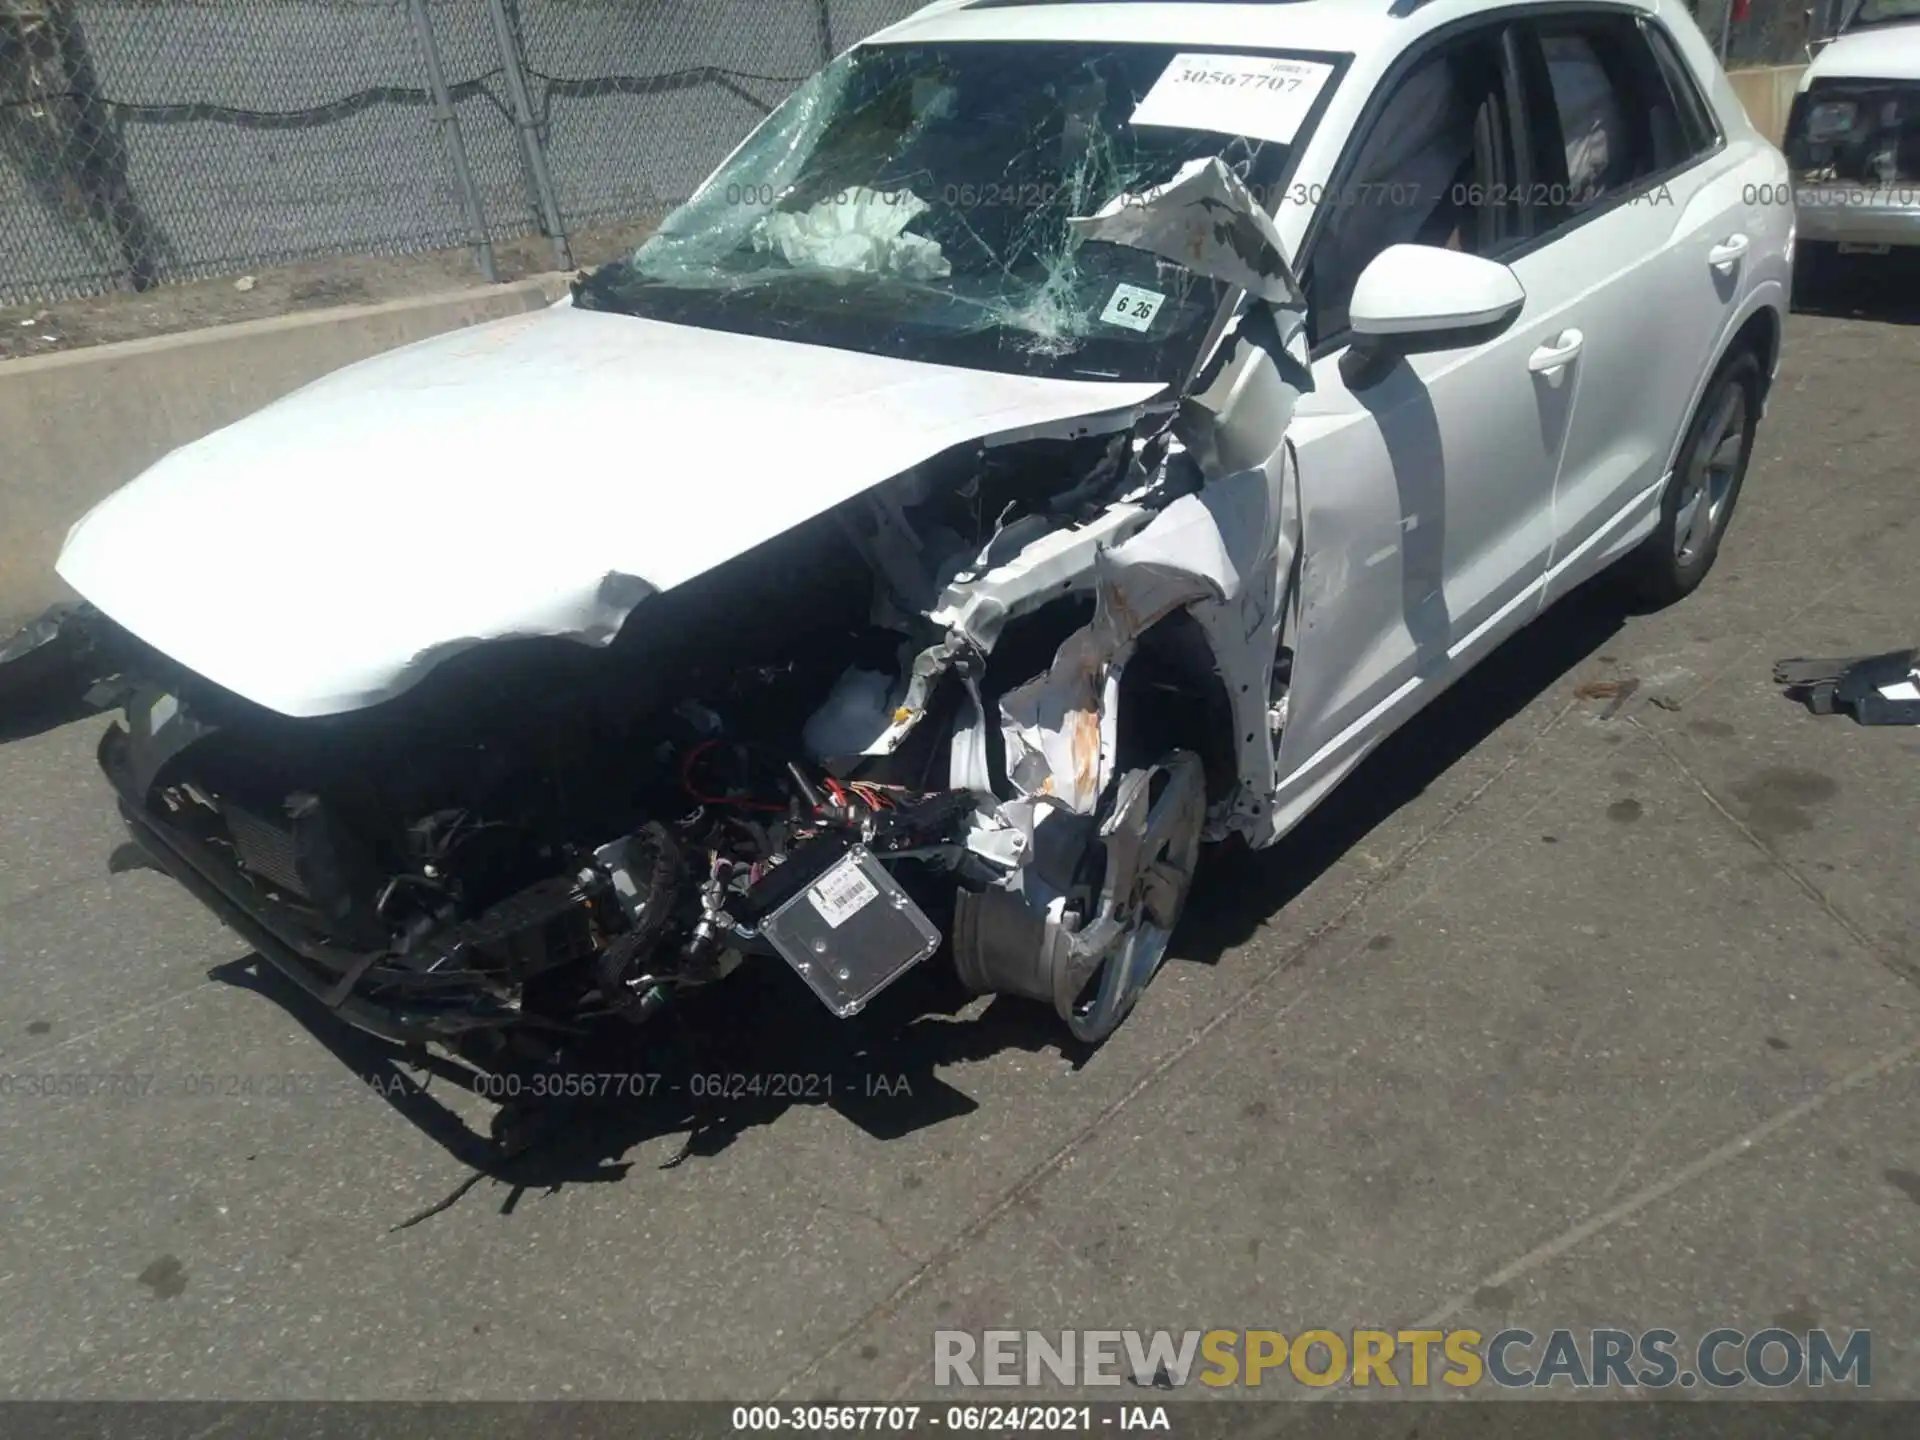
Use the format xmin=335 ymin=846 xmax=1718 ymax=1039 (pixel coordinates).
xmin=810 ymin=859 xmax=879 ymax=929
xmin=1098 ymin=283 xmax=1167 ymax=332
xmin=1130 ymin=53 xmax=1335 ymax=146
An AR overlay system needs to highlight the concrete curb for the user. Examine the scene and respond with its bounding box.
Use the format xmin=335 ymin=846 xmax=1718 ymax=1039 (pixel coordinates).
xmin=0 ymin=271 xmax=574 ymax=628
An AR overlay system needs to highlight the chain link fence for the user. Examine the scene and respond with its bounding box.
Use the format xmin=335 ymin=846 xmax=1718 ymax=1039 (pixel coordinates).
xmin=0 ymin=0 xmax=923 ymax=306
xmin=1689 ymin=0 xmax=1829 ymax=69
xmin=0 ymin=0 xmax=1841 ymax=309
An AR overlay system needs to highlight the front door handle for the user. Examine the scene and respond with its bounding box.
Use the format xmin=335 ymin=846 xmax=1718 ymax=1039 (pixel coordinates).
xmin=1528 ymin=329 xmax=1584 ymax=374
xmin=1708 ymin=234 xmax=1751 ymax=270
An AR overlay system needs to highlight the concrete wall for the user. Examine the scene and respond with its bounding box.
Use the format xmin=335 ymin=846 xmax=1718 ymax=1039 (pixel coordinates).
xmin=0 ymin=273 xmax=570 ymax=627
xmin=1730 ymin=64 xmax=1809 ymax=145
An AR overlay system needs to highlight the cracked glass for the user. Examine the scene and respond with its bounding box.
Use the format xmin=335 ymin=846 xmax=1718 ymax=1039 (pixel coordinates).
xmin=572 ymin=41 xmax=1323 ymax=383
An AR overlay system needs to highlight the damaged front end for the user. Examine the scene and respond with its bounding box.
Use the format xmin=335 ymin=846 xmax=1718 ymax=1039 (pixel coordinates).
xmin=51 ymin=127 xmax=1312 ymax=1054
xmin=96 ymin=650 xmax=985 ymax=1045
xmin=81 ymin=411 xmax=1175 ymax=1048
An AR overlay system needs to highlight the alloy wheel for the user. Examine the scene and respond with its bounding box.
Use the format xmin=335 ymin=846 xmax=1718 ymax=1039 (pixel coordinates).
xmin=1672 ymin=380 xmax=1749 ymax=567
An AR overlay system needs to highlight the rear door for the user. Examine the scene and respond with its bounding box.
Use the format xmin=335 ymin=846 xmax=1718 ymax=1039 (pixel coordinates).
xmin=1507 ymin=11 xmax=1747 ymax=603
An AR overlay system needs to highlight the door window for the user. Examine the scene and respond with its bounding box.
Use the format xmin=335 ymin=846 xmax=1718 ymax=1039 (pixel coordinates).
xmin=1303 ymin=28 xmax=1522 ymax=346
xmin=1520 ymin=15 xmax=1698 ymax=228
xmin=1642 ymin=20 xmax=1722 ymax=160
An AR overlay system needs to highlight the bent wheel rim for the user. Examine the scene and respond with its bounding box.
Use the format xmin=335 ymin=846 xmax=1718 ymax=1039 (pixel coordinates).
xmin=1059 ymin=751 xmax=1206 ymax=1045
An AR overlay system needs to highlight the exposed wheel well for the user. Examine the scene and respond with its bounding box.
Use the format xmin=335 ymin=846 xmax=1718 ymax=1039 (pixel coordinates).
xmin=1730 ymin=305 xmax=1782 ymax=402
xmin=1116 ymin=611 xmax=1239 ymax=806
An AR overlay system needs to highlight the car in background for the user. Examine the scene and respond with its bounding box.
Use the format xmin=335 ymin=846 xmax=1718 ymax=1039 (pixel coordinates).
xmin=26 ymin=0 xmax=1790 ymax=1080
xmin=1787 ymin=0 xmax=1920 ymax=282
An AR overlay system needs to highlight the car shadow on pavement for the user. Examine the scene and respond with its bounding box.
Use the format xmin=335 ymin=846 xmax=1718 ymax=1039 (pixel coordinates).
xmin=1177 ymin=571 xmax=1631 ymax=967
xmin=203 ymin=574 xmax=1636 ymax=1210
xmin=1792 ymin=250 xmax=1920 ymax=325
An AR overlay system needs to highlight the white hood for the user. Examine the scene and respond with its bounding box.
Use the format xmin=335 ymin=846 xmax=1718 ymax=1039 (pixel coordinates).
xmin=57 ymin=304 xmax=1161 ymax=718
xmin=1804 ymin=19 xmax=1920 ymax=85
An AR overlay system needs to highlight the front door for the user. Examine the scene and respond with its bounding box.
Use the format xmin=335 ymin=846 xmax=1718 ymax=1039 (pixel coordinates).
xmin=1271 ymin=22 xmax=1572 ymax=830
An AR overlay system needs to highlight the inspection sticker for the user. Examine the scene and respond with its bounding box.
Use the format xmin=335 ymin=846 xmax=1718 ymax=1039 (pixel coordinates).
xmin=810 ymin=858 xmax=880 ymax=929
xmin=1099 ymin=283 xmax=1167 ymax=333
xmin=1130 ymin=53 xmax=1335 ymax=146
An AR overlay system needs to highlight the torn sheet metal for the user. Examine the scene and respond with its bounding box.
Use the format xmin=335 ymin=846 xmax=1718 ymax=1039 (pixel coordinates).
xmin=999 ymin=622 xmax=1127 ymax=814
xmin=1775 ymin=649 xmax=1920 ymax=725
xmin=998 ymin=458 xmax=1296 ymax=820
xmin=1070 ymin=156 xmax=1306 ymax=308
xmin=928 ymin=502 xmax=1153 ymax=651
xmin=1180 ymin=296 xmax=1311 ymax=479
xmin=55 ymin=305 xmax=1162 ymax=720
xmin=1129 ymin=53 xmax=1336 ymax=147
xmin=982 ymin=257 xmax=1309 ymax=832
xmin=903 ymin=267 xmax=1307 ymax=829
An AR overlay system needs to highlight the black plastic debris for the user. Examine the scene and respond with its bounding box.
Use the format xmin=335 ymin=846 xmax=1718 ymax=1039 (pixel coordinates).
xmin=0 ymin=602 xmax=133 ymax=731
xmin=1774 ymin=649 xmax=1920 ymax=726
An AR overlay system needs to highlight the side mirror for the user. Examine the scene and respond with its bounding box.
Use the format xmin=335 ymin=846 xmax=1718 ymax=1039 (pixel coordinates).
xmin=1348 ymin=244 xmax=1526 ymax=344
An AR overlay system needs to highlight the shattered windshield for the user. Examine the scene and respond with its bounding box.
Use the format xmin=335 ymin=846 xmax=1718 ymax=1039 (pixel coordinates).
xmin=572 ymin=41 xmax=1328 ymax=383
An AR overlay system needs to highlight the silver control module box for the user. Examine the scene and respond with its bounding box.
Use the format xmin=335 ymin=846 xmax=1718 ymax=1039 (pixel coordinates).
xmin=761 ymin=846 xmax=942 ymax=1018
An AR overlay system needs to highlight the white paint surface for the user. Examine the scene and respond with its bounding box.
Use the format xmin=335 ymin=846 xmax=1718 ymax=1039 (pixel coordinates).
xmin=1804 ymin=20 xmax=1920 ymax=86
xmin=57 ymin=305 xmax=1159 ymax=718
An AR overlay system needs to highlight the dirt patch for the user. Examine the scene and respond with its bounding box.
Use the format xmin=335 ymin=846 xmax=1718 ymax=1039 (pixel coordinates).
xmin=0 ymin=220 xmax=657 ymax=362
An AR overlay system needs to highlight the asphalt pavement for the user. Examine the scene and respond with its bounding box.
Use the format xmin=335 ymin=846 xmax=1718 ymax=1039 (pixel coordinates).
xmin=0 ymin=287 xmax=1916 ymax=1403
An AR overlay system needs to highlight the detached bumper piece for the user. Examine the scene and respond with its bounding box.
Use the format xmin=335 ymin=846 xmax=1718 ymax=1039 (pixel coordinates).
xmin=1774 ymin=649 xmax=1920 ymax=727
xmin=0 ymin=602 xmax=138 ymax=724
xmin=100 ymin=720 xmax=530 ymax=1046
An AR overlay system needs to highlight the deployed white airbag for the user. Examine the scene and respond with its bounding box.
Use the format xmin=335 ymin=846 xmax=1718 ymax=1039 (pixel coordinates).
xmin=755 ymin=188 xmax=952 ymax=281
